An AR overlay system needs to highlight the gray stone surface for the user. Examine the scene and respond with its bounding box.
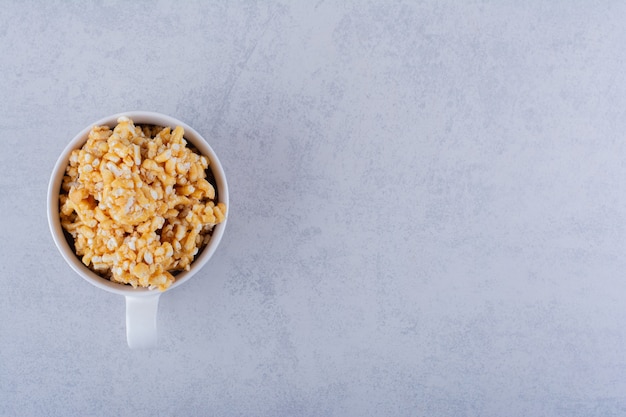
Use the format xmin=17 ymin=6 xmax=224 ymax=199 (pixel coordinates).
xmin=2 ymin=1 xmax=626 ymax=416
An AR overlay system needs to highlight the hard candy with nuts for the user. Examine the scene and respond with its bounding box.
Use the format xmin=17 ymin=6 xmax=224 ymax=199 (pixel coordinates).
xmin=59 ymin=117 xmax=226 ymax=290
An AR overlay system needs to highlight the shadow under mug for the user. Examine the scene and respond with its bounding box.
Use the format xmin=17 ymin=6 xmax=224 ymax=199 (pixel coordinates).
xmin=47 ymin=111 xmax=229 ymax=349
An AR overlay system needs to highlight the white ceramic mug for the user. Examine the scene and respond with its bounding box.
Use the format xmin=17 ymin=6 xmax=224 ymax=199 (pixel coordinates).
xmin=47 ymin=111 xmax=228 ymax=349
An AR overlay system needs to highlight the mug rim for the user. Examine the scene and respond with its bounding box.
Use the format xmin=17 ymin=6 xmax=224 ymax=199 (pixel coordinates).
xmin=47 ymin=111 xmax=229 ymax=297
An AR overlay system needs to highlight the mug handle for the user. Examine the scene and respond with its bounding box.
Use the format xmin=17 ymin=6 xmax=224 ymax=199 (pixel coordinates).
xmin=125 ymin=295 xmax=160 ymax=349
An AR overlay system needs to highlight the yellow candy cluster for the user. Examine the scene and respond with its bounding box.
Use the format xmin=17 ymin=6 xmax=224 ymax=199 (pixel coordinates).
xmin=59 ymin=117 xmax=226 ymax=290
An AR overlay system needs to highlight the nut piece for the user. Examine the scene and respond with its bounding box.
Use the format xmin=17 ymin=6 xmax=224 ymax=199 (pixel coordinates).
xmin=60 ymin=117 xmax=226 ymax=290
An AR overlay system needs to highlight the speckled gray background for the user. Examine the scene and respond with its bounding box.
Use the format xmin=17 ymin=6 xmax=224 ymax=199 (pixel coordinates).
xmin=2 ymin=1 xmax=626 ymax=416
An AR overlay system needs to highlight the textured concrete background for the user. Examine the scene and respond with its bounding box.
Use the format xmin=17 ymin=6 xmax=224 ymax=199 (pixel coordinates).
xmin=2 ymin=1 xmax=626 ymax=416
